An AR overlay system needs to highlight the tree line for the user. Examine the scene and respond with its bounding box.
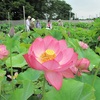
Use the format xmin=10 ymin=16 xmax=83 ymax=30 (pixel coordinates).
xmin=0 ymin=0 xmax=74 ymax=20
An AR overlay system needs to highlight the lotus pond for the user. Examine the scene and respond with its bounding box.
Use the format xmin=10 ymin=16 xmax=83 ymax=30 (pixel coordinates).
xmin=0 ymin=19 xmax=100 ymax=100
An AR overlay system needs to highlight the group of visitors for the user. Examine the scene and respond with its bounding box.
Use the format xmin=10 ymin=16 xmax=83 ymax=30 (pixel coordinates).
xmin=26 ymin=16 xmax=41 ymax=31
xmin=26 ymin=16 xmax=63 ymax=31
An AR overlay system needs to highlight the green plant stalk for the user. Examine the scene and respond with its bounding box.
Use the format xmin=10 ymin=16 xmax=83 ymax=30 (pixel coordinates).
xmin=10 ymin=47 xmax=13 ymax=78
xmin=92 ymin=62 xmax=100 ymax=86
xmin=0 ymin=82 xmax=1 ymax=94
xmin=9 ymin=41 xmax=15 ymax=92
xmin=42 ymin=76 xmax=46 ymax=100
xmin=0 ymin=94 xmax=7 ymax=100
xmin=62 ymin=32 xmax=68 ymax=40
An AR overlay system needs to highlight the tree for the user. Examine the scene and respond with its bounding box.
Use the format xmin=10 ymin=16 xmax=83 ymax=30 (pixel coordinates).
xmin=0 ymin=0 xmax=74 ymax=20
xmin=0 ymin=1 xmax=7 ymax=20
xmin=8 ymin=0 xmax=34 ymax=20
xmin=26 ymin=0 xmax=49 ymax=19
xmin=52 ymin=0 xmax=74 ymax=20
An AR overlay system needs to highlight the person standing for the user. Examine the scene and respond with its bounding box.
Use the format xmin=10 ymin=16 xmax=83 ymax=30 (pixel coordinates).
xmin=58 ymin=19 xmax=63 ymax=27
xmin=26 ymin=16 xmax=31 ymax=31
xmin=36 ymin=19 xmax=41 ymax=29
xmin=46 ymin=19 xmax=52 ymax=29
xmin=30 ymin=18 xmax=35 ymax=31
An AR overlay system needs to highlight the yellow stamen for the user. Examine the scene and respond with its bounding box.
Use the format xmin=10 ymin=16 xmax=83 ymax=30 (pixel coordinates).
xmin=40 ymin=49 xmax=56 ymax=63
xmin=45 ymin=49 xmax=55 ymax=56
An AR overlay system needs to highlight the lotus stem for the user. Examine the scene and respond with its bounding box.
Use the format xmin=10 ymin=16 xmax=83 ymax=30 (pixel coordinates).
xmin=92 ymin=62 xmax=100 ymax=86
xmin=42 ymin=75 xmax=46 ymax=100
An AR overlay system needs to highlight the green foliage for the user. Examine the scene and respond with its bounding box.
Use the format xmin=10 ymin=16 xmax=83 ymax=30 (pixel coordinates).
xmin=45 ymin=79 xmax=95 ymax=100
xmin=8 ymin=81 xmax=34 ymax=100
xmin=86 ymin=18 xmax=100 ymax=50
xmin=50 ymin=28 xmax=63 ymax=40
xmin=6 ymin=53 xmax=27 ymax=68
xmin=8 ymin=68 xmax=43 ymax=100
xmin=0 ymin=24 xmax=10 ymax=34
xmin=74 ymin=22 xmax=92 ymax=29
xmin=0 ymin=70 xmax=6 ymax=82
xmin=17 ymin=68 xmax=42 ymax=81
xmin=95 ymin=46 xmax=100 ymax=55
xmin=75 ymin=74 xmax=100 ymax=100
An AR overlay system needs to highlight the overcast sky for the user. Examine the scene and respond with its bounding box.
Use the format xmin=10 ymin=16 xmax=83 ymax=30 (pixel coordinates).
xmin=65 ymin=0 xmax=100 ymax=19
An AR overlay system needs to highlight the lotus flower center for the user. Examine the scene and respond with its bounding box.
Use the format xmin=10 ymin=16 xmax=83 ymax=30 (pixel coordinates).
xmin=40 ymin=49 xmax=56 ymax=63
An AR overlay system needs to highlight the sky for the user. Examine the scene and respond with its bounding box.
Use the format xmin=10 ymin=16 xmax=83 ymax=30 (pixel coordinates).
xmin=64 ymin=0 xmax=100 ymax=19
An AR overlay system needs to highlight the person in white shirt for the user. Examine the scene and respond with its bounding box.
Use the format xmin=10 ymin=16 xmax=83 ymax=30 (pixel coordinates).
xmin=26 ymin=16 xmax=31 ymax=31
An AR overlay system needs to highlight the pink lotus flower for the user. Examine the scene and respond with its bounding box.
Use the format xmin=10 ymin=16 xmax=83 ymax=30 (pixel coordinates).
xmin=24 ymin=36 xmax=77 ymax=90
xmin=79 ymin=41 xmax=88 ymax=49
xmin=0 ymin=45 xmax=9 ymax=59
xmin=62 ymin=53 xmax=78 ymax=78
xmin=75 ymin=58 xmax=90 ymax=76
